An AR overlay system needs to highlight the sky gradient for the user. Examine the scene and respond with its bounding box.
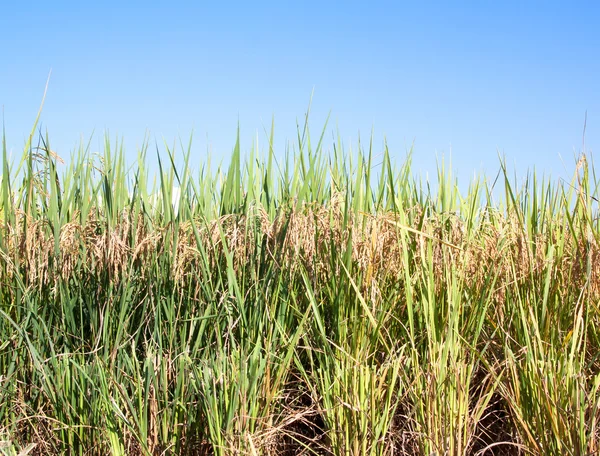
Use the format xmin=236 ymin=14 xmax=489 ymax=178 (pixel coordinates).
xmin=1 ymin=1 xmax=599 ymax=185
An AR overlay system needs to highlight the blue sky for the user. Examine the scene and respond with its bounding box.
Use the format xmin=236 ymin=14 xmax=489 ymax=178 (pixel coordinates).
xmin=1 ymin=1 xmax=598 ymax=186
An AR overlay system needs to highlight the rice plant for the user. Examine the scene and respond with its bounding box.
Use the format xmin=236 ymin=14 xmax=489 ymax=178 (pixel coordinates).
xmin=0 ymin=110 xmax=599 ymax=455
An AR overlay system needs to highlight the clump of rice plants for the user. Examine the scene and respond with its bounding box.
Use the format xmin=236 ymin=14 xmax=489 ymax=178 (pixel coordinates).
xmin=0 ymin=112 xmax=599 ymax=456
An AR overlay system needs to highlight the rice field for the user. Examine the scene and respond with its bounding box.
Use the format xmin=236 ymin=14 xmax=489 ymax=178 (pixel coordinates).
xmin=1 ymin=114 xmax=599 ymax=456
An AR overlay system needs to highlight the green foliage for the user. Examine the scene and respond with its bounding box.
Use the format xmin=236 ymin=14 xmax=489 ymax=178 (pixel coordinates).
xmin=0 ymin=110 xmax=599 ymax=455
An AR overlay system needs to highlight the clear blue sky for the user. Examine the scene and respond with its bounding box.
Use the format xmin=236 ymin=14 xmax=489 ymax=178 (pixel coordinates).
xmin=1 ymin=1 xmax=598 ymax=186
